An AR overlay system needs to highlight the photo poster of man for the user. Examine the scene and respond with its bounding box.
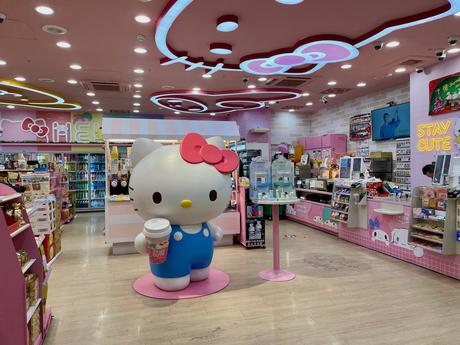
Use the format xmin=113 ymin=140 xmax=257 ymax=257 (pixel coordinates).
xmin=429 ymin=72 xmax=460 ymax=116
xmin=349 ymin=113 xmax=371 ymax=141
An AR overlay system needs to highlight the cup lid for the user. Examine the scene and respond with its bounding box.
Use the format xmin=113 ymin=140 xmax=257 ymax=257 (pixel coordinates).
xmin=144 ymin=218 xmax=170 ymax=233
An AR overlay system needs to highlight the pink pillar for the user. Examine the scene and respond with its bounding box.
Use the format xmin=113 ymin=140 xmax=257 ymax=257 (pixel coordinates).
xmin=272 ymin=205 xmax=280 ymax=271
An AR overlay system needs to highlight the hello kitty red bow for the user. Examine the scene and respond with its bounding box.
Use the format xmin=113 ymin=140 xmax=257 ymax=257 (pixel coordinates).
xmin=180 ymin=133 xmax=239 ymax=174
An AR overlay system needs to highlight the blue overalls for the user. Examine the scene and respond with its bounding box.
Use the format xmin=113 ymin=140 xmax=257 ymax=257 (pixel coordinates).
xmin=150 ymin=223 xmax=214 ymax=278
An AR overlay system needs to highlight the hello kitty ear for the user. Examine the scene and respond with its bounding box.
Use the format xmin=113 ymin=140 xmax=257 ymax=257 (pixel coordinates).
xmin=131 ymin=138 xmax=162 ymax=167
xmin=206 ymin=136 xmax=224 ymax=149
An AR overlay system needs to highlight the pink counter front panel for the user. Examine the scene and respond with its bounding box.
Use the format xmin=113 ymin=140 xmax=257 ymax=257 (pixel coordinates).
xmin=339 ymin=199 xmax=460 ymax=280
xmin=286 ymin=199 xmax=339 ymax=235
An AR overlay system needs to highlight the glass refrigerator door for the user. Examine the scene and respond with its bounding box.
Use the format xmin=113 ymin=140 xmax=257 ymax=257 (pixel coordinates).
xmin=65 ymin=153 xmax=89 ymax=210
xmin=89 ymin=153 xmax=106 ymax=209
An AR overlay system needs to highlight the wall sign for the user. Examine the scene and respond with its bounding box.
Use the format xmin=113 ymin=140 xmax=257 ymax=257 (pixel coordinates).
xmin=429 ymin=73 xmax=460 ymax=116
xmin=416 ymin=120 xmax=452 ymax=152
xmin=349 ymin=113 xmax=371 ymax=141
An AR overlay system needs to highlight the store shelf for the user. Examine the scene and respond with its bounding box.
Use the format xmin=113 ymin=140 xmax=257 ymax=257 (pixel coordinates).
xmin=48 ymin=250 xmax=62 ymax=267
xmin=10 ymin=223 xmax=31 ymax=238
xmin=330 ymin=217 xmax=347 ymax=223
xmin=35 ymin=235 xmax=45 ymax=247
xmin=69 ymin=189 xmax=88 ymax=192
xmin=43 ymin=267 xmax=53 ymax=285
xmin=333 ymin=200 xmax=350 ymax=205
xmin=412 ymin=224 xmax=444 ymax=235
xmin=0 ymin=193 xmax=22 ymax=203
xmin=411 ymin=233 xmax=444 ymax=245
xmin=335 ymin=192 xmax=351 ymax=196
xmin=27 ymin=298 xmax=42 ymax=323
xmin=26 ymin=206 xmax=38 ymax=216
xmin=64 ymin=161 xmax=88 ymax=163
xmin=21 ymin=259 xmax=36 ymax=273
xmin=332 ymin=209 xmax=348 ymax=214
xmin=296 ymin=188 xmax=332 ymax=196
xmin=409 ymin=241 xmax=442 ymax=253
xmin=413 ymin=216 xmax=445 ymax=222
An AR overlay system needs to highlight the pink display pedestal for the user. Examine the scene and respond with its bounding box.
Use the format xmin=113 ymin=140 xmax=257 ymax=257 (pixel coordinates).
xmin=253 ymin=199 xmax=299 ymax=282
xmin=133 ymin=268 xmax=230 ymax=300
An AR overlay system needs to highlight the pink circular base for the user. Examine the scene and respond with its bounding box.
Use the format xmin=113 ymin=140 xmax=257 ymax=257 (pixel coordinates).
xmin=259 ymin=269 xmax=296 ymax=282
xmin=132 ymin=268 xmax=230 ymax=300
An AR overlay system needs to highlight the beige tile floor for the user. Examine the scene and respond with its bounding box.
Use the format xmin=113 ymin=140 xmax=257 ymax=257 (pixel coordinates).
xmin=44 ymin=213 xmax=460 ymax=345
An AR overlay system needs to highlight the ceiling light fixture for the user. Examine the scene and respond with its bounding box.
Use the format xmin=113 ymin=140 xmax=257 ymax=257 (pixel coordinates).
xmin=202 ymin=74 xmax=212 ymax=78
xmin=341 ymin=64 xmax=352 ymax=69
xmin=448 ymin=47 xmax=460 ymax=54
xmin=192 ymin=87 xmax=201 ymax=91
xmin=135 ymin=15 xmax=151 ymax=23
xmin=133 ymin=68 xmax=144 ymax=74
xmin=328 ymin=81 xmax=337 ymax=86
xmin=133 ymin=83 xmax=143 ymax=88
xmin=14 ymin=76 xmax=26 ymax=82
xmin=306 ymin=102 xmax=313 ymax=106
xmin=288 ymin=109 xmax=295 ymax=112
xmin=56 ymin=41 xmax=71 ymax=48
xmin=302 ymin=92 xmax=310 ymax=97
xmin=328 ymin=93 xmax=336 ymax=98
xmin=210 ymin=112 xmax=216 ymax=116
xmin=133 ymin=94 xmax=142 ymax=98
xmin=216 ymin=15 xmax=239 ymax=32
xmin=7 ymin=105 xmax=15 ymax=109
xmin=92 ymin=100 xmax=100 ymax=105
xmin=276 ymin=0 xmax=304 ymax=4
xmin=67 ymin=79 xmax=78 ymax=84
xmin=96 ymin=108 xmax=103 ymax=112
xmin=395 ymin=67 xmax=406 ymax=73
xmin=386 ymin=40 xmax=400 ymax=48
xmin=247 ymin=84 xmax=256 ymax=89
xmin=86 ymin=92 xmax=95 ymax=97
xmin=258 ymin=77 xmax=268 ymax=82
xmin=209 ymin=43 xmax=233 ymax=55
xmin=455 ymin=12 xmax=460 ymax=16
xmin=133 ymin=109 xmax=140 ymax=113
xmin=356 ymin=82 xmax=367 ymax=87
xmin=268 ymin=101 xmax=276 ymax=105
xmin=70 ymin=64 xmax=82 ymax=70
xmin=0 ymin=60 xmax=7 ymax=66
xmin=174 ymin=111 xmax=180 ymax=115
xmin=133 ymin=102 xmax=141 ymax=106
xmin=35 ymin=6 xmax=54 ymax=15
xmin=134 ymin=47 xmax=147 ymax=54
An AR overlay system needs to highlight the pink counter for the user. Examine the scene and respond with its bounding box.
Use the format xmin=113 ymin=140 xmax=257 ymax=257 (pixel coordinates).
xmin=286 ymin=199 xmax=339 ymax=235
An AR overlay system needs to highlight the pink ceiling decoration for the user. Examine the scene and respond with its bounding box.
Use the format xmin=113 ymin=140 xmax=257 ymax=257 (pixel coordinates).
xmin=150 ymin=88 xmax=302 ymax=115
xmin=155 ymin=0 xmax=460 ymax=76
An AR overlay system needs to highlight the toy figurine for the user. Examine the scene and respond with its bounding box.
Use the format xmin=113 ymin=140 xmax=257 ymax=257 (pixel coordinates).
xmin=129 ymin=133 xmax=239 ymax=291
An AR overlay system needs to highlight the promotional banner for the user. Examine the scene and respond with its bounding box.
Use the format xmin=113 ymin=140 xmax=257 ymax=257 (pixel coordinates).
xmin=429 ymin=72 xmax=460 ymax=116
xmin=349 ymin=113 xmax=371 ymax=141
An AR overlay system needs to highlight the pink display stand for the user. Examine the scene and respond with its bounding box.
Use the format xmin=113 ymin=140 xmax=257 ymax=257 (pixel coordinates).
xmin=132 ymin=268 xmax=230 ymax=300
xmin=253 ymin=199 xmax=299 ymax=282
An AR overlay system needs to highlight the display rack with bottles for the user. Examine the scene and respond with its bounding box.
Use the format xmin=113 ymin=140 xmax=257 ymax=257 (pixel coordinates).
xmin=394 ymin=139 xmax=411 ymax=191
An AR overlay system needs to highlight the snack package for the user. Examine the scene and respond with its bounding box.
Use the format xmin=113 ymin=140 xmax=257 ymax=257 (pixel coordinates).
xmin=25 ymin=273 xmax=39 ymax=308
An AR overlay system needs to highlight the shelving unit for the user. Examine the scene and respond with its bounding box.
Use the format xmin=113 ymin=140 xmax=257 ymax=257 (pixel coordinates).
xmin=331 ymin=185 xmax=351 ymax=223
xmin=409 ymin=186 xmax=456 ymax=254
xmin=331 ymin=181 xmax=367 ymax=228
xmin=0 ymin=186 xmax=52 ymax=345
xmin=394 ymin=139 xmax=411 ymax=190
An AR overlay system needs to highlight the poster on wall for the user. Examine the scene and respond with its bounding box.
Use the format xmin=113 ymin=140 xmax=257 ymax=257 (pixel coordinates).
xmin=356 ymin=140 xmax=370 ymax=157
xmin=429 ymin=72 xmax=460 ymax=116
xmin=349 ymin=113 xmax=371 ymax=141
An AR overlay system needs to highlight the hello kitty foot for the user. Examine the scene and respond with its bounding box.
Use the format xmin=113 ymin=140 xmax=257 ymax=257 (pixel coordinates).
xmin=190 ymin=267 xmax=210 ymax=282
xmin=153 ymin=274 xmax=190 ymax=291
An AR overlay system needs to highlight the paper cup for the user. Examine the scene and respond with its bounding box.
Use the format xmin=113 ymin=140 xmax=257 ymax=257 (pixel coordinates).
xmin=143 ymin=218 xmax=171 ymax=264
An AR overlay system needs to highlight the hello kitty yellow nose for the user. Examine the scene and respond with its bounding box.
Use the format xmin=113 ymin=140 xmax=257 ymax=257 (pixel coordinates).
xmin=180 ymin=199 xmax=192 ymax=208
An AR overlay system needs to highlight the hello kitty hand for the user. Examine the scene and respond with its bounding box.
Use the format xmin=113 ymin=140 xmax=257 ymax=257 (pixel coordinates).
xmin=208 ymin=222 xmax=224 ymax=242
xmin=134 ymin=232 xmax=147 ymax=255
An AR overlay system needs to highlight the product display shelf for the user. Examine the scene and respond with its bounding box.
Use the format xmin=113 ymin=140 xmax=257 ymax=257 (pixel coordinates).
xmin=331 ymin=181 xmax=368 ymax=229
xmin=62 ymin=153 xmax=90 ymax=211
xmin=394 ymin=139 xmax=411 ymax=191
xmin=59 ymin=172 xmax=75 ymax=225
xmin=409 ymin=186 xmax=456 ymax=254
xmin=89 ymin=153 xmax=106 ymax=210
xmin=0 ymin=185 xmax=50 ymax=345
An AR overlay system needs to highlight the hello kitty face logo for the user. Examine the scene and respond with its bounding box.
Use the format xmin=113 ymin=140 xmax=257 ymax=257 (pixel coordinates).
xmin=155 ymin=0 xmax=460 ymax=76
xmin=21 ymin=117 xmax=49 ymax=138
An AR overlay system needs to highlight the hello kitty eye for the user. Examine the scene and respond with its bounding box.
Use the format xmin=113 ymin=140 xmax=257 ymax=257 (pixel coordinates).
xmin=152 ymin=192 xmax=162 ymax=204
xmin=209 ymin=190 xmax=217 ymax=201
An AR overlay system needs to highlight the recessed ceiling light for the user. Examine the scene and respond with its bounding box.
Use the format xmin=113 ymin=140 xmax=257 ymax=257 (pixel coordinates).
xmin=192 ymin=87 xmax=201 ymax=91
xmin=302 ymin=92 xmax=310 ymax=97
xmin=134 ymin=47 xmax=147 ymax=54
xmin=328 ymin=81 xmax=337 ymax=86
xmin=86 ymin=92 xmax=95 ymax=97
xmin=268 ymin=101 xmax=276 ymax=105
xmin=328 ymin=93 xmax=336 ymax=98
xmin=96 ymin=108 xmax=103 ymax=112
xmin=13 ymin=94 xmax=22 ymax=98
xmin=91 ymin=100 xmax=100 ymax=105
xmin=6 ymin=105 xmax=15 ymax=109
xmin=216 ymin=15 xmax=239 ymax=32
xmin=133 ymin=102 xmax=141 ymax=106
xmin=133 ymin=83 xmax=143 ymax=88
xmin=35 ymin=6 xmax=54 ymax=15
xmin=210 ymin=112 xmax=216 ymax=116
xmin=356 ymin=82 xmax=367 ymax=87
xmin=202 ymin=74 xmax=212 ymax=79
xmin=174 ymin=111 xmax=180 ymax=115
xmin=67 ymin=79 xmax=78 ymax=84
xmin=247 ymin=84 xmax=256 ymax=89
xmin=133 ymin=94 xmax=142 ymax=99
xmin=395 ymin=67 xmax=406 ymax=73
xmin=448 ymin=47 xmax=460 ymax=54
xmin=20 ymin=98 xmax=28 ymax=102
xmin=209 ymin=44 xmax=233 ymax=55
xmin=133 ymin=68 xmax=144 ymax=74
xmin=42 ymin=24 xmax=68 ymax=35
xmin=455 ymin=11 xmax=460 ymax=16
xmin=161 ymin=85 xmax=175 ymax=90
xmin=56 ymin=41 xmax=71 ymax=48
xmin=135 ymin=90 xmax=142 ymax=93
xmin=258 ymin=77 xmax=268 ymax=82
xmin=341 ymin=64 xmax=352 ymax=69
xmin=0 ymin=60 xmax=7 ymax=66
xmin=14 ymin=76 xmax=26 ymax=82
xmin=133 ymin=109 xmax=140 ymax=113
xmin=70 ymin=64 xmax=82 ymax=70
xmin=288 ymin=109 xmax=295 ymax=112
xmin=135 ymin=15 xmax=151 ymax=23
xmin=306 ymin=102 xmax=313 ymax=106
xmin=276 ymin=0 xmax=304 ymax=4
xmin=386 ymin=41 xmax=400 ymax=48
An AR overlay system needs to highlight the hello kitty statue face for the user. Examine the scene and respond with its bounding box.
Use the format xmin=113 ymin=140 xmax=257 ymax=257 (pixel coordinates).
xmin=129 ymin=133 xmax=239 ymax=225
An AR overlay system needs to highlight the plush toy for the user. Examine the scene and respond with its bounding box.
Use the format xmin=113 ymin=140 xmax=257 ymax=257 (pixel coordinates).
xmin=129 ymin=133 xmax=239 ymax=291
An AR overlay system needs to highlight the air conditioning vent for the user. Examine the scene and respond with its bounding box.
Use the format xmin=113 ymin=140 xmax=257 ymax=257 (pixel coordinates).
xmin=273 ymin=77 xmax=312 ymax=87
xmin=80 ymin=80 xmax=131 ymax=92
xmin=320 ymin=88 xmax=352 ymax=95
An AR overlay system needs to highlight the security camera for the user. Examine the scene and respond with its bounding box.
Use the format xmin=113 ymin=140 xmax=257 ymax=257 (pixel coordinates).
xmin=0 ymin=13 xmax=6 ymax=24
xmin=374 ymin=41 xmax=384 ymax=51
xmin=436 ymin=49 xmax=447 ymax=61
xmin=416 ymin=67 xmax=424 ymax=74
xmin=321 ymin=96 xmax=328 ymax=104
xmin=242 ymin=77 xmax=249 ymax=83
xmin=448 ymin=35 xmax=458 ymax=46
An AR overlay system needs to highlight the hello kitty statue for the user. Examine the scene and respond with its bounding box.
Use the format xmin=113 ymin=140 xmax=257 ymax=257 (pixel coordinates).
xmin=129 ymin=133 xmax=239 ymax=291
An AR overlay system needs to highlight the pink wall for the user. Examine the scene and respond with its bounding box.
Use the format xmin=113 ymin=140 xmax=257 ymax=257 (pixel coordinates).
xmin=410 ymin=56 xmax=460 ymax=187
xmin=229 ymin=109 xmax=272 ymax=143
